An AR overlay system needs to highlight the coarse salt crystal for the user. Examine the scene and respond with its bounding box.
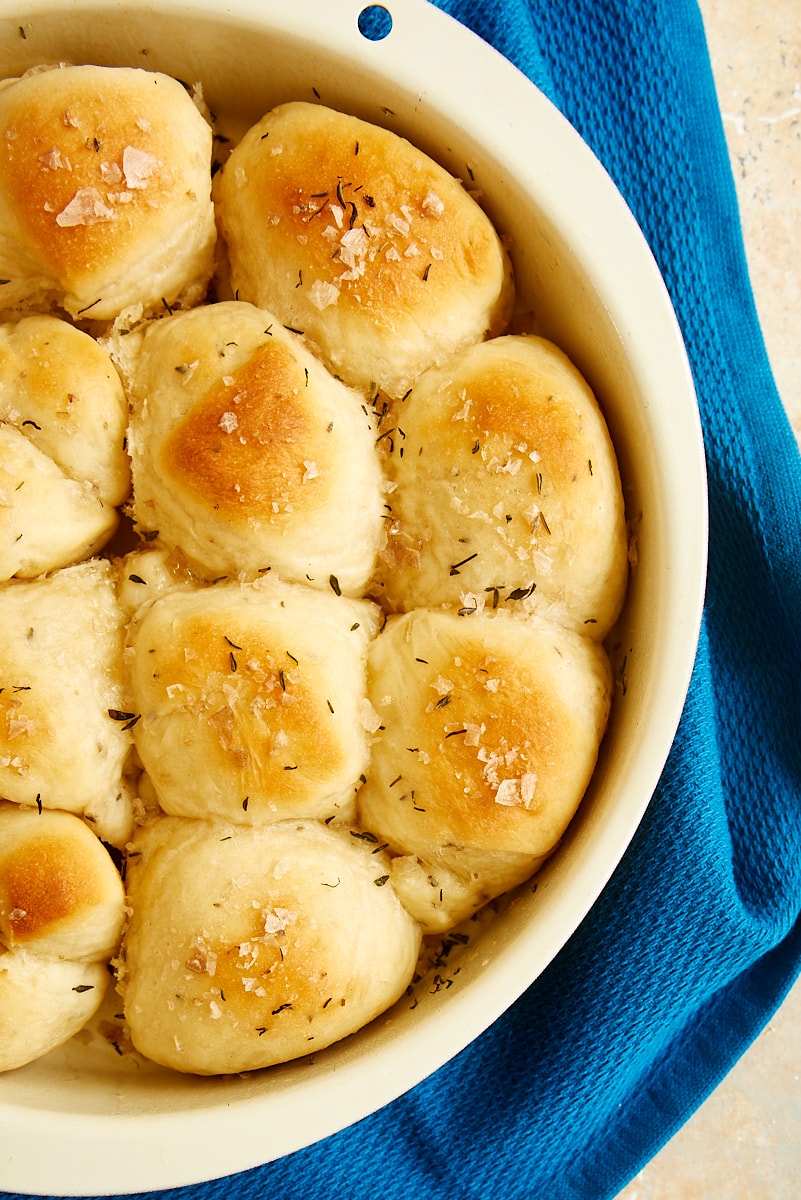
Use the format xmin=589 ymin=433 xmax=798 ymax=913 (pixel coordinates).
xmin=452 ymin=393 xmax=471 ymax=421
xmin=99 ymin=160 xmax=123 ymax=184
xmin=122 ymin=145 xmax=160 ymax=188
xmin=387 ymin=212 xmax=411 ymax=237
xmin=308 ymin=278 xmax=340 ymax=310
xmin=55 ymin=187 xmax=115 ymax=227
xmin=421 ymin=191 xmax=445 ymax=216
xmin=494 ymin=773 xmax=538 ymax=808
xmin=359 ymin=697 xmax=383 ymax=733
xmin=39 ymin=147 xmax=69 ymax=170
xmin=219 ymin=411 xmax=239 ymax=433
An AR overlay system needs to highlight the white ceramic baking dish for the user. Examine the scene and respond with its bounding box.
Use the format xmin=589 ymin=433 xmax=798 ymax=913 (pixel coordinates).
xmin=0 ymin=0 xmax=707 ymax=1193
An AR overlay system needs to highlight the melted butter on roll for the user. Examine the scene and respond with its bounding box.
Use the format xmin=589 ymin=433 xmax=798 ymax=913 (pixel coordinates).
xmin=126 ymin=301 xmax=384 ymax=592
xmin=214 ymin=101 xmax=514 ymax=397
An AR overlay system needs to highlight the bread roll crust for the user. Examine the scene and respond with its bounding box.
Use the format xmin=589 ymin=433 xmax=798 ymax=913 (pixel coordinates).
xmin=215 ymin=101 xmax=513 ymax=396
xmin=375 ymin=335 xmax=629 ymax=637
xmin=358 ymin=607 xmax=612 ymax=929
xmin=0 ymin=64 xmax=215 ymax=320
xmin=0 ymin=315 xmax=130 ymax=504
xmin=121 ymin=816 xmax=422 ymax=1075
xmin=0 ymin=314 xmax=130 ymax=579
xmin=126 ymin=575 xmax=380 ymax=825
xmin=0 ymin=803 xmax=124 ymax=961
xmin=127 ymin=301 xmax=384 ymax=592
xmin=0 ymin=423 xmax=118 ymax=580
xmin=0 ymin=561 xmax=130 ymax=829
xmin=0 ymin=947 xmax=109 ymax=1072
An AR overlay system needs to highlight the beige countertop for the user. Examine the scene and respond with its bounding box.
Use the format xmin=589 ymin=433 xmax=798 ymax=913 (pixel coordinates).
xmin=616 ymin=1 xmax=801 ymax=1197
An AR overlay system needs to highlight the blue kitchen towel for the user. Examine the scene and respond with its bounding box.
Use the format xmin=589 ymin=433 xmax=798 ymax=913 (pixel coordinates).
xmin=6 ymin=1 xmax=800 ymax=1199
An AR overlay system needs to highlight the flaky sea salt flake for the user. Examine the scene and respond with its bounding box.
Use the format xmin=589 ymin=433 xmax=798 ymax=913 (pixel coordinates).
xmin=308 ymin=279 xmax=340 ymax=310
xmin=122 ymin=145 xmax=161 ymax=188
xmin=55 ymin=187 xmax=115 ymax=227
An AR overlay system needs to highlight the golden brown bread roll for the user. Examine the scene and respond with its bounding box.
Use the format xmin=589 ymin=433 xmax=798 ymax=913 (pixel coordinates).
xmin=126 ymin=574 xmax=381 ymax=826
xmin=0 ymin=946 xmax=109 ymax=1072
xmin=357 ymin=607 xmax=613 ymax=932
xmin=374 ymin=334 xmax=629 ymax=639
xmin=125 ymin=300 xmax=385 ymax=592
xmin=120 ymin=815 xmax=422 ymax=1075
xmin=0 ymin=314 xmax=130 ymax=579
xmin=0 ymin=802 xmax=124 ymax=961
xmin=214 ymin=101 xmax=514 ymax=397
xmin=0 ymin=560 xmax=133 ymax=845
xmin=0 ymin=64 xmax=215 ymax=322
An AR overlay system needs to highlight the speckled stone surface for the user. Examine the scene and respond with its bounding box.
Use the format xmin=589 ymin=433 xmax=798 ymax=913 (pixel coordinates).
xmin=616 ymin=1 xmax=801 ymax=1196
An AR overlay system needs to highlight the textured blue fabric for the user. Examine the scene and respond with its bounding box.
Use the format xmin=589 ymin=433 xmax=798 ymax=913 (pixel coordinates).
xmin=6 ymin=2 xmax=801 ymax=1198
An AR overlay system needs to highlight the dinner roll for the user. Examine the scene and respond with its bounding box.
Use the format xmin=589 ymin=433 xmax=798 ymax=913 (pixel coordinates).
xmin=125 ymin=300 xmax=384 ymax=592
xmin=0 ymin=945 xmax=109 ymax=1072
xmin=0 ymin=314 xmax=130 ymax=579
xmin=0 ymin=64 xmax=215 ymax=321
xmin=126 ymin=574 xmax=381 ymax=826
xmin=120 ymin=815 xmax=422 ymax=1075
xmin=0 ymin=560 xmax=132 ymax=843
xmin=0 ymin=802 xmax=124 ymax=961
xmin=357 ymin=607 xmax=612 ymax=932
xmin=214 ymin=101 xmax=513 ymax=397
xmin=374 ymin=335 xmax=629 ymax=638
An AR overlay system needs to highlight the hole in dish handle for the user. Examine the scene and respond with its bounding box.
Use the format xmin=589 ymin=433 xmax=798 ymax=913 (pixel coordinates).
xmin=358 ymin=5 xmax=393 ymax=40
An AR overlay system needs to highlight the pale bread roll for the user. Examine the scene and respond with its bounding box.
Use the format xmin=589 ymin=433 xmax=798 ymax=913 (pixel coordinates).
xmin=0 ymin=64 xmax=215 ymax=321
xmin=374 ymin=335 xmax=629 ymax=639
xmin=125 ymin=301 xmax=385 ymax=592
xmin=0 ymin=802 xmax=124 ymax=961
xmin=214 ymin=101 xmax=514 ymax=397
xmin=0 ymin=560 xmax=132 ymax=842
xmin=120 ymin=816 xmax=422 ymax=1075
xmin=357 ymin=608 xmax=612 ymax=932
xmin=0 ymin=423 xmax=118 ymax=580
xmin=0 ymin=946 xmax=109 ymax=1072
xmin=126 ymin=575 xmax=381 ymax=826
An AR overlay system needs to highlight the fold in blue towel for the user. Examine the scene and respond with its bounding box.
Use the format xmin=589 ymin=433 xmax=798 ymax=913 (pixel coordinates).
xmin=9 ymin=2 xmax=800 ymax=1198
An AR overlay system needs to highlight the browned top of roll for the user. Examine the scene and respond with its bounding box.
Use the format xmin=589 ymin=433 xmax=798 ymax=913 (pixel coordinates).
xmin=215 ymin=101 xmax=514 ymax=396
xmin=0 ymin=64 xmax=214 ymax=319
xmin=0 ymin=802 xmax=124 ymax=961
xmin=163 ymin=338 xmax=332 ymax=522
